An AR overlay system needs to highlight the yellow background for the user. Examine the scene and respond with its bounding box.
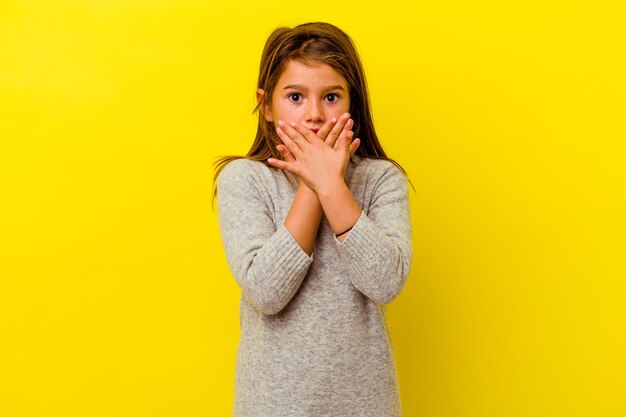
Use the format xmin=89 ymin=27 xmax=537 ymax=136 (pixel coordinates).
xmin=1 ymin=1 xmax=624 ymax=416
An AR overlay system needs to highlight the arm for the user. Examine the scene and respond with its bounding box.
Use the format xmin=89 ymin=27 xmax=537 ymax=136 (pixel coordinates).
xmin=263 ymin=115 xmax=408 ymax=303
xmin=283 ymin=178 xmax=324 ymax=256
xmin=316 ymin=179 xmax=362 ymax=244
xmin=275 ymin=113 xmax=358 ymax=250
xmin=217 ymin=159 xmax=314 ymax=315
xmin=318 ymin=163 xmax=413 ymax=305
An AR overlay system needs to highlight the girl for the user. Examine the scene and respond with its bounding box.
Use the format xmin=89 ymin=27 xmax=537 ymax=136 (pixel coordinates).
xmin=213 ymin=22 xmax=414 ymax=416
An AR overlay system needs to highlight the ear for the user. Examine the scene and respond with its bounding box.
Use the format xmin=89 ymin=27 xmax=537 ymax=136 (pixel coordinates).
xmin=256 ymin=88 xmax=273 ymax=123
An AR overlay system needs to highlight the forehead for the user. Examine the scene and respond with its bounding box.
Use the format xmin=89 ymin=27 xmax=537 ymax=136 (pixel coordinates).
xmin=277 ymin=60 xmax=347 ymax=88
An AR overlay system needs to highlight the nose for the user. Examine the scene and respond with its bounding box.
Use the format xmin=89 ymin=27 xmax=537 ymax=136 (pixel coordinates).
xmin=304 ymin=99 xmax=324 ymax=123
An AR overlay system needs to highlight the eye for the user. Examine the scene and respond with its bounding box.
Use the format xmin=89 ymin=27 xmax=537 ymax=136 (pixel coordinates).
xmin=326 ymin=93 xmax=339 ymax=102
xmin=288 ymin=93 xmax=302 ymax=102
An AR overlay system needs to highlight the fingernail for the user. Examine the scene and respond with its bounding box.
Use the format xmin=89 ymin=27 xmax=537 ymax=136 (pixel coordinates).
xmin=278 ymin=120 xmax=284 ymax=126
xmin=290 ymin=121 xmax=296 ymax=127
xmin=331 ymin=117 xmax=337 ymax=123
xmin=344 ymin=112 xmax=350 ymax=118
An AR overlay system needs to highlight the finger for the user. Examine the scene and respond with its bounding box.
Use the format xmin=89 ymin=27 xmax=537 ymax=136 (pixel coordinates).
xmin=290 ymin=121 xmax=319 ymax=144
xmin=334 ymin=129 xmax=354 ymax=151
xmin=267 ymin=157 xmax=300 ymax=177
xmin=267 ymin=157 xmax=291 ymax=170
xmin=340 ymin=130 xmax=352 ymax=155
xmin=317 ymin=116 xmax=338 ymax=141
xmin=349 ymin=138 xmax=361 ymax=156
xmin=276 ymin=145 xmax=295 ymax=162
xmin=276 ymin=126 xmax=304 ymax=157
xmin=278 ymin=120 xmax=310 ymax=149
xmin=328 ymin=117 xmax=353 ymax=149
xmin=325 ymin=113 xmax=351 ymax=148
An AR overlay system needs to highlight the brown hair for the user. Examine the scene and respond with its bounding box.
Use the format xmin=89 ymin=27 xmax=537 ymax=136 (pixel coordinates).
xmin=211 ymin=21 xmax=414 ymax=209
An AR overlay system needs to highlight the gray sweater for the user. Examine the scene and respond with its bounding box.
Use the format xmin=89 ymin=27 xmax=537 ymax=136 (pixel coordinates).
xmin=217 ymin=154 xmax=413 ymax=416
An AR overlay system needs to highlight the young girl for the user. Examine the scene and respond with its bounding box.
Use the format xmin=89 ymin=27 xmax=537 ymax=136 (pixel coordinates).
xmin=213 ymin=22 xmax=414 ymax=416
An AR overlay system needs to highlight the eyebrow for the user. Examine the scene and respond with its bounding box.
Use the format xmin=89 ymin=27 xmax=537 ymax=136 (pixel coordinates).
xmin=282 ymin=84 xmax=345 ymax=91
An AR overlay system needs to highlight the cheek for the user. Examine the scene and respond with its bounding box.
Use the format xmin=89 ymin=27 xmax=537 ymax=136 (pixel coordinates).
xmin=271 ymin=101 xmax=293 ymax=120
xmin=331 ymin=104 xmax=350 ymax=119
xmin=338 ymin=100 xmax=351 ymax=115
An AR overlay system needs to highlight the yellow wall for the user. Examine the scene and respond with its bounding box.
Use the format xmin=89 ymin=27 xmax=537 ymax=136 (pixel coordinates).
xmin=1 ymin=1 xmax=624 ymax=416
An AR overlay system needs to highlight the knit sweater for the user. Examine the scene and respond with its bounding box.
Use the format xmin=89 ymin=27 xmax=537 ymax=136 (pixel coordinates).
xmin=217 ymin=154 xmax=413 ymax=416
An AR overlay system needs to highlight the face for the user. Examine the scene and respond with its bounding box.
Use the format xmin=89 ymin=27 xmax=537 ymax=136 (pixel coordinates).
xmin=257 ymin=60 xmax=350 ymax=134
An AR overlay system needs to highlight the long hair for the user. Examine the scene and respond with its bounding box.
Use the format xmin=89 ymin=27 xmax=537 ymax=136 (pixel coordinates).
xmin=211 ymin=22 xmax=414 ymax=209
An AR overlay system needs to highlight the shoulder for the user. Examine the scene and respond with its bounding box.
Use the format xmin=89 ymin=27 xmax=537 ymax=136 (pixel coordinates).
xmin=352 ymin=156 xmax=406 ymax=188
xmin=217 ymin=157 xmax=271 ymax=186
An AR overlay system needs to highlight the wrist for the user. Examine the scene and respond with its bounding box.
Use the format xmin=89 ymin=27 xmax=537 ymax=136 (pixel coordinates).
xmin=315 ymin=177 xmax=346 ymax=200
xmin=297 ymin=180 xmax=322 ymax=205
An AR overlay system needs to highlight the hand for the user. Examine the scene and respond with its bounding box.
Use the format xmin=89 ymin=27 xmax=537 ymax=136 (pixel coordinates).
xmin=274 ymin=114 xmax=360 ymax=187
xmin=268 ymin=113 xmax=361 ymax=194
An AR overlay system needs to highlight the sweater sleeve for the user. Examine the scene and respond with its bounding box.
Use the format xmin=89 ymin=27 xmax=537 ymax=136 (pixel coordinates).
xmin=217 ymin=159 xmax=314 ymax=315
xmin=334 ymin=162 xmax=413 ymax=305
